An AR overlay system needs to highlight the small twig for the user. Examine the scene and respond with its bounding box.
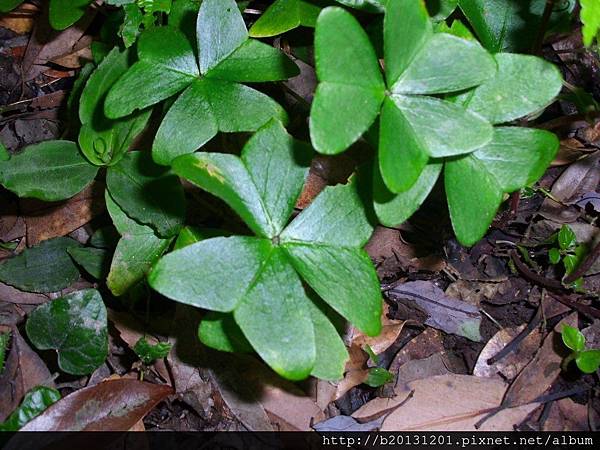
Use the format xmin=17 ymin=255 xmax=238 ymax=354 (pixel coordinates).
xmin=510 ymin=250 xmax=565 ymax=291
xmin=548 ymin=292 xmax=600 ymax=320
xmin=532 ymin=0 xmax=556 ymax=54
xmin=564 ymin=240 xmax=600 ymax=284
xmin=486 ymin=307 xmax=542 ymax=365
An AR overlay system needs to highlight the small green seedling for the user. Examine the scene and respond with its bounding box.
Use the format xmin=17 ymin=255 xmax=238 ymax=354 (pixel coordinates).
xmin=561 ymin=324 xmax=600 ymax=374
xmin=133 ymin=337 xmax=173 ymax=364
xmin=362 ymin=344 xmax=394 ymax=387
xmin=548 ymin=225 xmax=587 ymax=290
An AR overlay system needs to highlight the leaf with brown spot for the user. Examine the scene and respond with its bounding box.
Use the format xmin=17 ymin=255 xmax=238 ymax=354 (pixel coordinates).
xmin=19 ymin=379 xmax=172 ymax=431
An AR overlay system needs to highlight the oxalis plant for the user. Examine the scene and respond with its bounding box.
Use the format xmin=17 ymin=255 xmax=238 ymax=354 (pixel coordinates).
xmin=309 ymin=0 xmax=563 ymax=245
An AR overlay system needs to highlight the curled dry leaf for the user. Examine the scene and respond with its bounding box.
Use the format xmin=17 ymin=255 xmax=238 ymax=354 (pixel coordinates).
xmin=19 ymin=379 xmax=173 ymax=431
xmin=552 ymin=138 xmax=596 ymax=166
xmin=474 ymin=325 xmax=543 ymax=380
xmin=349 ymin=303 xmax=405 ymax=355
xmin=543 ymin=398 xmax=590 ymax=431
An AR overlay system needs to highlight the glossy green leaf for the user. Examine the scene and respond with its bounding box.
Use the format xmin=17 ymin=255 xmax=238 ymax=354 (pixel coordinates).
xmin=562 ymin=324 xmax=585 ymax=352
xmin=197 ymin=0 xmax=247 ymax=74
xmin=149 ymin=236 xmax=271 ymax=311
xmin=428 ymin=0 xmax=458 ymax=21
xmin=581 ymin=0 xmax=600 ymax=46
xmin=68 ymin=247 xmax=111 ymax=280
xmin=198 ymin=312 xmax=253 ymax=353
xmin=107 ymin=151 xmax=185 ymax=237
xmin=365 ymin=367 xmax=394 ymax=387
xmin=0 ymin=237 xmax=81 ymax=293
xmin=133 ymin=337 xmax=172 ymax=364
xmin=173 ymin=226 xmax=227 ymax=250
xmin=105 ymin=193 xmax=172 ymax=296
xmin=105 ymin=27 xmax=198 ymax=118
xmin=390 ymin=95 xmax=493 ymax=157
xmin=463 ymin=53 xmax=563 ymax=125
xmin=0 ymin=386 xmax=61 ymax=431
xmin=249 ymin=0 xmax=321 ymax=37
xmin=379 ymin=97 xmax=429 ymax=192
xmin=335 ymin=0 xmax=385 ymax=12
xmin=558 ymin=225 xmax=577 ymax=251
xmin=205 ymin=39 xmax=299 ymax=82
xmin=384 ymin=0 xmax=432 ymax=86
xmin=0 ymin=141 xmax=98 ymax=202
xmin=548 ymin=248 xmax=561 ymax=265
xmin=374 ymin=160 xmax=442 ymax=226
xmin=0 ymin=0 xmax=23 ymax=12
xmin=234 ymin=247 xmax=316 ymax=380
xmin=79 ymin=47 xmax=150 ymax=166
xmin=26 ymin=289 xmax=108 ymax=375
xmin=391 ymin=32 xmax=496 ymax=95
xmin=445 ymin=155 xmax=503 ymax=246
xmin=576 ymin=350 xmax=600 ymax=374
xmin=563 ymin=245 xmax=587 ymax=275
xmin=49 ymin=0 xmax=92 ymax=30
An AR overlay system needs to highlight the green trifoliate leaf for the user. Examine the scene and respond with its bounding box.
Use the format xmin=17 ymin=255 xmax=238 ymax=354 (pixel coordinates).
xmin=149 ymin=236 xmax=271 ymax=311
xmin=0 ymin=0 xmax=23 ymax=12
xmin=462 ymin=53 xmax=562 ymax=125
xmin=0 ymin=141 xmax=98 ymax=202
xmin=384 ymin=0 xmax=432 ymax=86
xmin=576 ymin=350 xmax=600 ymax=374
xmin=106 ymin=151 xmax=186 ymax=238
xmin=390 ymin=95 xmax=493 ymax=158
xmin=0 ymin=237 xmax=81 ymax=293
xmin=234 ymin=247 xmax=316 ymax=381
xmin=581 ymin=0 xmax=600 ymax=46
xmin=197 ymin=0 xmax=247 ymax=74
xmin=68 ymin=247 xmax=112 ymax=280
xmin=390 ymin=32 xmax=496 ymax=95
xmin=133 ymin=337 xmax=172 ymax=364
xmin=561 ymin=324 xmax=585 ymax=352
xmin=49 ymin=0 xmax=92 ymax=30
xmin=0 ymin=386 xmax=61 ymax=431
xmin=374 ymin=160 xmax=443 ymax=226
xmin=309 ymin=7 xmax=385 ymax=155
xmin=249 ymin=0 xmax=321 ymax=37
xmin=105 ymin=27 xmax=198 ymax=118
xmin=79 ymin=47 xmax=151 ymax=166
xmin=558 ymin=225 xmax=577 ymax=251
xmin=26 ymin=289 xmax=108 ymax=375
xmin=105 ymin=193 xmax=172 ymax=296
xmin=198 ymin=312 xmax=253 ymax=353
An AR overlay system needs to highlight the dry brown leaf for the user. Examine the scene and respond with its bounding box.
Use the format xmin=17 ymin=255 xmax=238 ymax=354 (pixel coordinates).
xmin=0 ymin=3 xmax=37 ymax=34
xmin=349 ymin=303 xmax=405 ymax=354
xmin=503 ymin=313 xmax=577 ymax=408
xmin=49 ymin=38 xmax=93 ymax=69
xmin=23 ymin=182 xmax=104 ymax=246
xmin=474 ymin=325 xmax=543 ymax=380
xmin=0 ymin=281 xmax=48 ymax=305
xmin=552 ymin=138 xmax=595 ymax=166
xmin=0 ymin=327 xmax=54 ymax=421
xmin=543 ymin=398 xmax=589 ymax=431
xmin=395 ymin=352 xmax=453 ymax=388
xmin=389 ymin=328 xmax=445 ymax=374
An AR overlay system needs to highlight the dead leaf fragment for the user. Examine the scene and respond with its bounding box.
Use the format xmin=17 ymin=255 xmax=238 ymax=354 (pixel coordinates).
xmin=543 ymin=398 xmax=589 ymax=431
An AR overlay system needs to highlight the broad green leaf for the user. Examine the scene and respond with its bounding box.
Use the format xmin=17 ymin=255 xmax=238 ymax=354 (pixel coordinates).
xmin=561 ymin=324 xmax=585 ymax=352
xmin=197 ymin=0 xmax=247 ymax=74
xmin=148 ymin=236 xmax=271 ymax=312
xmin=436 ymin=18 xmax=476 ymax=39
xmin=26 ymin=289 xmax=108 ymax=375
xmin=463 ymin=53 xmax=563 ymax=125
xmin=445 ymin=155 xmax=503 ymax=246
xmin=79 ymin=47 xmax=151 ymax=166
xmin=173 ymin=227 xmax=228 ymax=250
xmin=284 ymin=244 xmax=382 ymax=336
xmin=472 ymin=127 xmax=559 ymax=192
xmin=0 ymin=0 xmax=23 ymax=12
xmin=391 ymin=32 xmax=496 ymax=95
xmin=306 ymin=297 xmax=348 ymax=381
xmin=105 ymin=193 xmax=172 ymax=296
xmin=365 ymin=367 xmax=394 ymax=387
xmin=234 ymin=247 xmax=316 ymax=380
xmin=374 ymin=160 xmax=443 ymax=226
xmin=90 ymin=226 xmax=120 ymax=249
xmin=335 ymin=0 xmax=385 ymax=12
xmin=105 ymin=27 xmax=198 ymax=118
xmin=133 ymin=337 xmax=172 ymax=364
xmin=152 ymin=79 xmax=217 ymax=166
xmin=107 ymin=151 xmax=186 ymax=237
xmin=0 ymin=237 xmax=81 ymax=293
xmin=390 ymin=95 xmax=493 ymax=157
xmin=384 ymin=0 xmax=432 ymax=86
xmin=558 ymin=225 xmax=577 ymax=251
xmin=68 ymin=247 xmax=111 ymax=280
xmin=249 ymin=0 xmax=321 ymax=37
xmin=581 ymin=0 xmax=600 ymax=46
xmin=205 ymin=39 xmax=299 ymax=82
xmin=121 ymin=3 xmax=144 ymax=47
xmin=428 ymin=0 xmax=458 ymax=21
xmin=281 ymin=181 xmax=374 ymax=247
xmin=379 ymin=97 xmax=429 ymax=192
xmin=310 ymin=83 xmax=384 ymax=155
xmin=0 ymin=140 xmax=8 ymax=161
xmin=548 ymin=248 xmax=561 ymax=265
xmin=0 ymin=141 xmax=98 ymax=202
xmin=49 ymin=0 xmax=92 ymax=30
xmin=198 ymin=312 xmax=253 ymax=353
xmin=576 ymin=350 xmax=600 ymax=374
xmin=0 ymin=386 xmax=60 ymax=431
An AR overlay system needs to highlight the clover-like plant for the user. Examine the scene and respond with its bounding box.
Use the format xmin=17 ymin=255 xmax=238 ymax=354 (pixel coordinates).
xmin=373 ymin=47 xmax=562 ymax=245
xmin=310 ymin=0 xmax=497 ymax=193
xmin=148 ymin=120 xmax=383 ymax=380
xmin=561 ymin=325 xmax=600 ymax=374
xmin=105 ymin=0 xmax=300 ymax=166
xmin=0 ymin=0 xmax=93 ymax=30
xmin=548 ymin=225 xmax=587 ymax=289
